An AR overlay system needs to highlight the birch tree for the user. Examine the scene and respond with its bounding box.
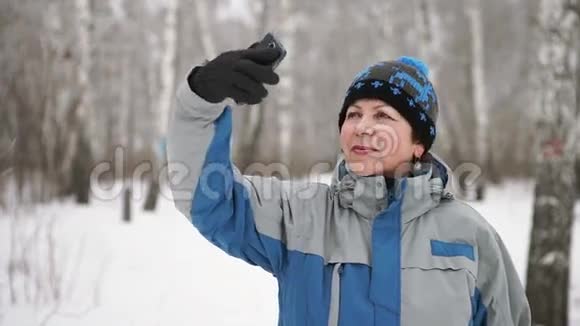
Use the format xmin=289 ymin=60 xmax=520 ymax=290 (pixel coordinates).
xmin=234 ymin=0 xmax=270 ymax=171
xmin=525 ymin=0 xmax=579 ymax=324
xmin=143 ymin=0 xmax=179 ymax=211
xmin=576 ymin=17 xmax=580 ymax=195
xmin=275 ymin=0 xmax=295 ymax=167
xmin=67 ymin=0 xmax=94 ymax=204
xmin=466 ymin=0 xmax=488 ymax=200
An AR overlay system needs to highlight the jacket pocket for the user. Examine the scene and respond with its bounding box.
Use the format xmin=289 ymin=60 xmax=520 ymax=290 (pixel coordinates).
xmin=401 ymin=241 xmax=477 ymax=326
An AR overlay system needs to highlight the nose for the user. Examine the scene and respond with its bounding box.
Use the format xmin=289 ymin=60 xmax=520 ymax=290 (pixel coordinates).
xmin=355 ymin=116 xmax=375 ymax=136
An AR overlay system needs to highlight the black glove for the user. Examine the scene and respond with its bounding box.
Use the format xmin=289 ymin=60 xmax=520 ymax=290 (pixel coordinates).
xmin=187 ymin=47 xmax=280 ymax=105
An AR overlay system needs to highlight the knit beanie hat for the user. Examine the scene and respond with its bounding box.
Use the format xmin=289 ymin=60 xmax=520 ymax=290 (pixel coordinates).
xmin=338 ymin=56 xmax=439 ymax=152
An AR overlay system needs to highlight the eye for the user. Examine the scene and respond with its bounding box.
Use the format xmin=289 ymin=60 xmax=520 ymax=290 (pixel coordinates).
xmin=376 ymin=111 xmax=395 ymax=120
xmin=346 ymin=111 xmax=361 ymax=119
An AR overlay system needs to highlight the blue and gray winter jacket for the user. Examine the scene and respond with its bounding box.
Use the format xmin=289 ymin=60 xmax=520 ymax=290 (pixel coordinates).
xmin=167 ymin=76 xmax=531 ymax=326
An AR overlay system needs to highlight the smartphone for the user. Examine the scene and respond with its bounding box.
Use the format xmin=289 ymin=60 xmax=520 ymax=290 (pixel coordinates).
xmin=256 ymin=33 xmax=287 ymax=70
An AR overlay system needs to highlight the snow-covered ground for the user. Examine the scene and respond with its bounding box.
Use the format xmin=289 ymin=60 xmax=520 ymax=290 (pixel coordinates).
xmin=0 ymin=179 xmax=579 ymax=326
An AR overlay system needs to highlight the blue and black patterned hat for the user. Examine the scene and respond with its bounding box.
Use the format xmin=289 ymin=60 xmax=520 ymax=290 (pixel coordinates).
xmin=338 ymin=56 xmax=439 ymax=152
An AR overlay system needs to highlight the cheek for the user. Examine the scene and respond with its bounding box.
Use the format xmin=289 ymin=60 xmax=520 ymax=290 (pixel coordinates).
xmin=340 ymin=123 xmax=355 ymax=148
xmin=377 ymin=124 xmax=414 ymax=158
xmin=391 ymin=125 xmax=415 ymax=157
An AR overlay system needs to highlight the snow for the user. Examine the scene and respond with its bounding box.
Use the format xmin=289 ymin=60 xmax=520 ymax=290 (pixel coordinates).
xmin=1 ymin=179 xmax=579 ymax=325
xmin=536 ymin=195 xmax=561 ymax=208
xmin=539 ymin=251 xmax=566 ymax=266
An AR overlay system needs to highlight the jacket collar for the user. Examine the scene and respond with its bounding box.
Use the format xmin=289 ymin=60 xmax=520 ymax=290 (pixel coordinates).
xmin=330 ymin=153 xmax=452 ymax=223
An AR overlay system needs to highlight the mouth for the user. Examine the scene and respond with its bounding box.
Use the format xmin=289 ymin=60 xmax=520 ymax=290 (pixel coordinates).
xmin=351 ymin=145 xmax=378 ymax=155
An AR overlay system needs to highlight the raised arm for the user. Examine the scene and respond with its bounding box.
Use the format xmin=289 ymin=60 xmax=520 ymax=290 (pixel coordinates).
xmin=166 ymin=47 xmax=296 ymax=275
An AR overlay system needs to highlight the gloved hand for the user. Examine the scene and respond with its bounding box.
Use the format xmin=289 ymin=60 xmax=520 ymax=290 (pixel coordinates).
xmin=187 ymin=47 xmax=280 ymax=105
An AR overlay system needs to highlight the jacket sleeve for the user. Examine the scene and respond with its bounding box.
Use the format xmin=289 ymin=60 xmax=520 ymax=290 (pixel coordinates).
xmin=166 ymin=75 xmax=296 ymax=276
xmin=474 ymin=227 xmax=532 ymax=326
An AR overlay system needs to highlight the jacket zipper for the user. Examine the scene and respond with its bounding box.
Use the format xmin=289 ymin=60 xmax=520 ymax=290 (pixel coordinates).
xmin=328 ymin=263 xmax=343 ymax=326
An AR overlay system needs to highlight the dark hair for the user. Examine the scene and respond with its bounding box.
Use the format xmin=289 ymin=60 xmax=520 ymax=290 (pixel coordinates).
xmin=412 ymin=129 xmax=421 ymax=145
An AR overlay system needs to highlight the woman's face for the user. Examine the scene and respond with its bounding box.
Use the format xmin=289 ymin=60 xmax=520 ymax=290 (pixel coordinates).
xmin=339 ymin=98 xmax=425 ymax=177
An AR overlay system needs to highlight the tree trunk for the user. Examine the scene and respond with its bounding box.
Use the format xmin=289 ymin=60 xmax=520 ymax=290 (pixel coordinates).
xmin=576 ymin=28 xmax=580 ymax=197
xmin=276 ymin=0 xmax=295 ymax=167
xmin=466 ymin=0 xmax=488 ymax=201
xmin=121 ymin=44 xmax=134 ymax=222
xmin=525 ymin=1 xmax=579 ymax=325
xmin=143 ymin=177 xmax=160 ymax=211
xmin=193 ymin=0 xmax=216 ymax=60
xmin=71 ymin=133 xmax=92 ymax=204
xmin=69 ymin=0 xmax=94 ymax=204
xmin=123 ymin=187 xmax=132 ymax=223
xmin=234 ymin=0 xmax=269 ymax=171
xmin=144 ymin=0 xmax=178 ymax=211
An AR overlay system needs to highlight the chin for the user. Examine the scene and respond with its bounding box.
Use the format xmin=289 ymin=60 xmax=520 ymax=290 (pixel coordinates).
xmin=352 ymin=170 xmax=379 ymax=177
xmin=345 ymin=159 xmax=382 ymax=177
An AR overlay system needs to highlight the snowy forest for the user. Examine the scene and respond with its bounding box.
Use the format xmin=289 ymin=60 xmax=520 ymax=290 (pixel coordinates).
xmin=1 ymin=0 xmax=579 ymax=325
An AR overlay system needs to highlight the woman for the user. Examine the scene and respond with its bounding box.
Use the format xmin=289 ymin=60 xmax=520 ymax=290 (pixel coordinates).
xmin=167 ymin=46 xmax=531 ymax=326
